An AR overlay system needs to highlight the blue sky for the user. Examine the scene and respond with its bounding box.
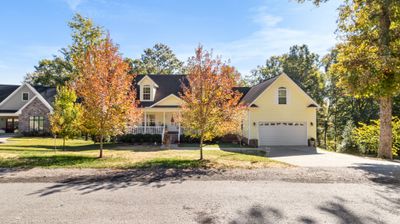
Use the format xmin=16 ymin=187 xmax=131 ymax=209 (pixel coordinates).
xmin=0 ymin=0 xmax=341 ymax=84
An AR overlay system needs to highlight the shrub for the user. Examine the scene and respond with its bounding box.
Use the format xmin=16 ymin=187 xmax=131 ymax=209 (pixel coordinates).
xmin=118 ymin=134 xmax=162 ymax=144
xmin=180 ymin=135 xmax=224 ymax=144
xmin=338 ymin=120 xmax=358 ymax=153
xmin=180 ymin=135 xmax=200 ymax=144
xmin=352 ymin=117 xmax=399 ymax=157
xmin=22 ymin=131 xmax=52 ymax=137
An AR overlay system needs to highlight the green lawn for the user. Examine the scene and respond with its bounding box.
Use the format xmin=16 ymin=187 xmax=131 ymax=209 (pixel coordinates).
xmin=178 ymin=143 xmax=250 ymax=149
xmin=0 ymin=137 xmax=287 ymax=169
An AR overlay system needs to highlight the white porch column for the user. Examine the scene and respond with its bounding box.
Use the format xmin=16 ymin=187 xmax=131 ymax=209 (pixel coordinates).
xmin=163 ymin=112 xmax=166 ymax=130
xmin=178 ymin=112 xmax=181 ymax=142
xmin=144 ymin=111 xmax=147 ymax=134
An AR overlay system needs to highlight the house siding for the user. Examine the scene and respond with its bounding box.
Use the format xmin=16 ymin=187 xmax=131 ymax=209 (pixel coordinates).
xmin=242 ymin=75 xmax=317 ymax=145
xmin=0 ymin=85 xmax=34 ymax=110
xmin=19 ymin=98 xmax=51 ymax=133
xmin=154 ymin=95 xmax=183 ymax=106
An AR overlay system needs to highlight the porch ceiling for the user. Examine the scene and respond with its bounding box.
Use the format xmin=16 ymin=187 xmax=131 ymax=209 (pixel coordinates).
xmin=142 ymin=107 xmax=181 ymax=112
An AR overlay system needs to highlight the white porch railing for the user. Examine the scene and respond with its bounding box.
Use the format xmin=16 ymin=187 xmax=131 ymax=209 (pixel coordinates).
xmin=127 ymin=126 xmax=164 ymax=135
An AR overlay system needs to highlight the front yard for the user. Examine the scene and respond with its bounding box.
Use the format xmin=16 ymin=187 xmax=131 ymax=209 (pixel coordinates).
xmin=0 ymin=137 xmax=287 ymax=169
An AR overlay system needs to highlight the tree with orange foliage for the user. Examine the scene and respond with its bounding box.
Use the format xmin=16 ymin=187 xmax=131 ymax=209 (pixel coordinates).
xmin=75 ymin=37 xmax=140 ymax=158
xmin=219 ymin=105 xmax=247 ymax=147
xmin=180 ymin=46 xmax=243 ymax=160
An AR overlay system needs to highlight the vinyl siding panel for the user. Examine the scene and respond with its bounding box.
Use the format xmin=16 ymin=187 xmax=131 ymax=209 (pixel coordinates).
xmin=0 ymin=85 xmax=34 ymax=110
xmin=242 ymin=75 xmax=317 ymax=144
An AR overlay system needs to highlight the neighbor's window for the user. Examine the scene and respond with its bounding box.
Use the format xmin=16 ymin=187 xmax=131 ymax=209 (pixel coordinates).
xmin=143 ymin=85 xmax=151 ymax=100
xmin=22 ymin=92 xmax=29 ymax=101
xmin=278 ymin=87 xmax=287 ymax=104
xmin=29 ymin=116 xmax=44 ymax=131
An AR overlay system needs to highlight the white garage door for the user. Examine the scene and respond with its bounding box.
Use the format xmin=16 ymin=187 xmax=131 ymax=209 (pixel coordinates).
xmin=258 ymin=122 xmax=307 ymax=146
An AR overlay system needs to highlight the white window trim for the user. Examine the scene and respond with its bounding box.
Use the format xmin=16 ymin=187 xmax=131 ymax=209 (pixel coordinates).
xmin=277 ymin=87 xmax=288 ymax=105
xmin=248 ymin=73 xmax=319 ymax=108
xmin=141 ymin=85 xmax=152 ymax=101
xmin=22 ymin=92 xmax=29 ymax=101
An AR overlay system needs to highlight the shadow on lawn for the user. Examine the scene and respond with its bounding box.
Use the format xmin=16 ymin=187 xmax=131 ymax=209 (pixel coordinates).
xmin=28 ymin=163 xmax=222 ymax=197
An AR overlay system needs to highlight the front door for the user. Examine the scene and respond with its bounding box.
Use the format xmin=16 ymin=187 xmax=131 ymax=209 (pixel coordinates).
xmin=5 ymin=118 xmax=18 ymax=133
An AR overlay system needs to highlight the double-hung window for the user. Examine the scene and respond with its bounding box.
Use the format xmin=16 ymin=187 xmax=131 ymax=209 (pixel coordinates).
xmin=278 ymin=87 xmax=287 ymax=105
xmin=29 ymin=116 xmax=44 ymax=131
xmin=143 ymin=85 xmax=151 ymax=100
xmin=22 ymin=92 xmax=29 ymax=101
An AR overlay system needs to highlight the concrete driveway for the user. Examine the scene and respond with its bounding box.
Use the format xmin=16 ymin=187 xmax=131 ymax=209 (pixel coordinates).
xmin=266 ymin=146 xmax=400 ymax=168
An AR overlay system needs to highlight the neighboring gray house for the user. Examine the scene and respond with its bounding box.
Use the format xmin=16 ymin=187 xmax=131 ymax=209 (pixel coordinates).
xmin=0 ymin=83 xmax=56 ymax=134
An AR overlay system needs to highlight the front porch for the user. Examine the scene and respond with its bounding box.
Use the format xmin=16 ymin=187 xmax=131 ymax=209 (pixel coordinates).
xmin=127 ymin=109 xmax=182 ymax=143
xmin=0 ymin=114 xmax=19 ymax=134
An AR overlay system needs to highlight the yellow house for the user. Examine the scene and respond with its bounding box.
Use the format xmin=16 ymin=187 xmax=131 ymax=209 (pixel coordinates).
xmin=131 ymin=74 xmax=318 ymax=146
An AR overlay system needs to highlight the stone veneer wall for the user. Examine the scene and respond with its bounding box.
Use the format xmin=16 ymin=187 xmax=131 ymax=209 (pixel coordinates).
xmin=18 ymin=98 xmax=51 ymax=133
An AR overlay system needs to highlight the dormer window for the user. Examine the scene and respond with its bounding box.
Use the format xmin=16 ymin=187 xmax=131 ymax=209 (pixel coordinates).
xmin=22 ymin=92 xmax=29 ymax=101
xmin=143 ymin=85 xmax=151 ymax=101
xmin=278 ymin=87 xmax=287 ymax=104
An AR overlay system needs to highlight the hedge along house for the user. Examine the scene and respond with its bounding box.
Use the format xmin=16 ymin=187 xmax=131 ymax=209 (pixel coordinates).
xmin=129 ymin=73 xmax=319 ymax=147
xmin=0 ymin=83 xmax=56 ymax=134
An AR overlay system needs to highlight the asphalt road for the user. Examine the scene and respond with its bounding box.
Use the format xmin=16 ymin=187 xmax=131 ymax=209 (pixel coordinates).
xmin=1 ymin=180 xmax=399 ymax=224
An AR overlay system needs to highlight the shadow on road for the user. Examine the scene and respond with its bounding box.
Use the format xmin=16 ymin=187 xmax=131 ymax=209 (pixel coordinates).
xmin=201 ymin=198 xmax=386 ymax=224
xmin=352 ymin=163 xmax=400 ymax=186
xmin=229 ymin=204 xmax=284 ymax=224
xmin=28 ymin=167 xmax=224 ymax=196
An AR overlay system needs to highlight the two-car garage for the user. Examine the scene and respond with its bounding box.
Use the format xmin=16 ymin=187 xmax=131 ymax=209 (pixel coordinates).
xmin=258 ymin=122 xmax=308 ymax=146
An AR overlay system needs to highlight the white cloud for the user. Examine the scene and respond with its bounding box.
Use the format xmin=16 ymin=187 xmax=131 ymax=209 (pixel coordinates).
xmin=252 ymin=6 xmax=283 ymax=27
xmin=64 ymin=0 xmax=84 ymax=11
xmin=175 ymin=6 xmax=336 ymax=77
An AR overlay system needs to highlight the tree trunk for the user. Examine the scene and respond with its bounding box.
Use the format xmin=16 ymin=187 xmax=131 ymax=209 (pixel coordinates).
xmin=199 ymin=135 xmax=204 ymax=160
xmin=63 ymin=138 xmax=66 ymax=151
xmin=378 ymin=96 xmax=393 ymax=159
xmin=334 ymin=112 xmax=337 ymax=151
xmin=324 ymin=120 xmax=328 ymax=149
xmin=54 ymin=135 xmax=57 ymax=151
xmin=99 ymin=134 xmax=104 ymax=158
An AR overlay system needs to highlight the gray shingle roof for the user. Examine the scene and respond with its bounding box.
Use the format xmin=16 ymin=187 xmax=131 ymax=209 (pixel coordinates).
xmin=0 ymin=85 xmax=19 ymax=103
xmin=240 ymin=76 xmax=280 ymax=106
xmin=233 ymin=87 xmax=251 ymax=102
xmin=134 ymin=75 xmax=188 ymax=107
xmin=33 ymin=86 xmax=57 ymax=105
xmin=0 ymin=74 xmax=281 ymax=110
xmin=133 ymin=74 xmax=281 ymax=108
xmin=0 ymin=84 xmax=56 ymax=106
